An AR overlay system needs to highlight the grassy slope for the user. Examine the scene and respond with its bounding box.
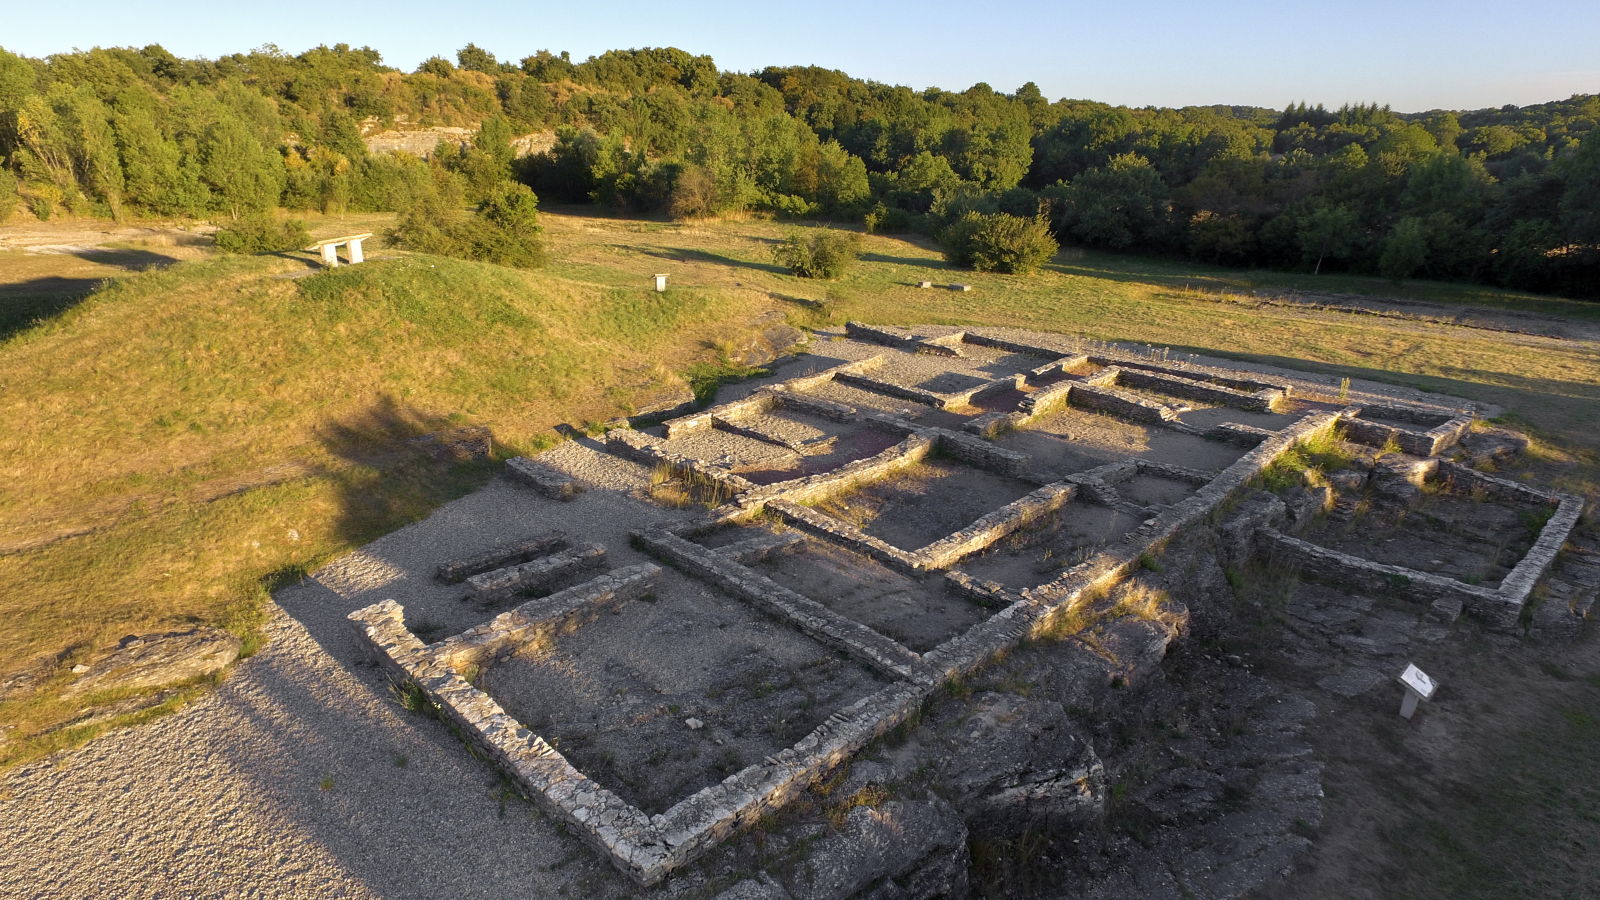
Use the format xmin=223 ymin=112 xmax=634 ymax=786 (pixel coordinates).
xmin=0 ymin=243 xmax=774 ymax=761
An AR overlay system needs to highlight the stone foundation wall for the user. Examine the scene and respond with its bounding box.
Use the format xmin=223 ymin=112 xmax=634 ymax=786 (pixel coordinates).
xmin=436 ymin=532 xmax=569 ymax=583
xmin=437 ymin=564 xmax=660 ymax=668
xmin=461 ymin=543 xmax=607 ymax=603
xmin=1114 ymin=367 xmax=1277 ymax=411
xmin=1256 ymin=529 xmax=1517 ymax=626
xmin=1339 ymin=411 xmax=1472 ymax=457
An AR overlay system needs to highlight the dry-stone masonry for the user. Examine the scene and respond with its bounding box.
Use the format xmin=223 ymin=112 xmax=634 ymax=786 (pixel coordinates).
xmin=338 ymin=324 xmax=1579 ymax=895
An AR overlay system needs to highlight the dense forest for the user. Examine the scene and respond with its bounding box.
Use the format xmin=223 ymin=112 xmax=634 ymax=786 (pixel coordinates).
xmin=0 ymin=42 xmax=1595 ymax=295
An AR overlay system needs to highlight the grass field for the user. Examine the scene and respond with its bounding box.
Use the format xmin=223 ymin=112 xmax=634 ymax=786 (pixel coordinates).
xmin=0 ymin=207 xmax=1597 ymax=897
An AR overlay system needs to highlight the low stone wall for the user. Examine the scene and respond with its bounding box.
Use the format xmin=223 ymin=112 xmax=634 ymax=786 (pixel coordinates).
xmin=507 ymin=457 xmax=578 ymax=500
xmin=462 ymin=543 xmax=607 ymax=603
xmin=833 ymin=372 xmax=956 ymax=408
xmin=1358 ymin=403 xmax=1458 ymax=427
xmin=845 ymin=321 xmax=962 ymax=357
xmin=436 ymin=532 xmax=569 ymax=583
xmin=1339 ymin=410 xmax=1472 ymax=457
xmin=605 ymin=429 xmax=757 ymax=496
xmin=1498 ymin=494 xmax=1585 ymax=604
xmin=436 ymin=565 xmax=660 ymax=668
xmin=768 ymin=390 xmax=858 ymax=422
xmin=1435 ymin=459 xmax=1555 ymax=504
xmin=1066 ymin=379 xmax=1185 ymax=425
xmin=634 ymin=529 xmax=931 ymax=683
xmin=766 ymin=499 xmax=927 ymax=576
xmin=921 ymin=483 xmax=1075 ymax=569
xmin=1087 ymin=356 xmax=1291 ymax=397
xmin=663 ymin=393 xmax=776 ymax=439
xmin=750 ymin=433 xmax=934 ymax=506
xmin=348 ymin=596 xmax=665 ymax=883
xmin=780 ymin=355 xmax=885 ymax=393
xmin=1114 ymin=367 xmax=1277 ymax=411
xmin=1256 ymin=529 xmax=1516 ymax=626
xmin=927 ymin=427 xmax=1031 ymax=476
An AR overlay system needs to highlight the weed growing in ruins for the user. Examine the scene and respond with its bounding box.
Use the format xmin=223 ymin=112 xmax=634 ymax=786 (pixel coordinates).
xmin=390 ymin=679 xmax=437 ymax=717
xmin=649 ymin=463 xmax=737 ymax=509
xmin=824 ymin=784 xmax=888 ymax=830
xmin=1259 ymin=426 xmax=1356 ymax=491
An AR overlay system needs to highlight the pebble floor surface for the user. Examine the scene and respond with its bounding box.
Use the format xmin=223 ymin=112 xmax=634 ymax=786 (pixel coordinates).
xmin=0 ymin=332 xmax=1486 ymax=899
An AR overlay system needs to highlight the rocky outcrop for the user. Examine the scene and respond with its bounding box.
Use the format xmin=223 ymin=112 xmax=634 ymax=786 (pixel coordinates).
xmin=785 ymin=800 xmax=969 ymax=900
xmin=61 ymin=628 xmax=241 ymax=699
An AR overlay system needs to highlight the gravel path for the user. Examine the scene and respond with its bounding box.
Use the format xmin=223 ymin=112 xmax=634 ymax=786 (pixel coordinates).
xmin=0 ymin=441 xmax=685 ymax=900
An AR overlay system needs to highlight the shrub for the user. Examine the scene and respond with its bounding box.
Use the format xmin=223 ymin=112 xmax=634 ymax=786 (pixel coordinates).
xmin=214 ymin=213 xmax=311 ymax=254
xmin=773 ymin=229 xmax=863 ymax=279
xmin=940 ymin=212 xmax=1059 ymax=274
xmin=387 ymin=181 xmax=546 ymax=269
xmin=0 ymin=171 xmax=17 ymax=222
xmin=864 ymin=202 xmax=911 ymax=234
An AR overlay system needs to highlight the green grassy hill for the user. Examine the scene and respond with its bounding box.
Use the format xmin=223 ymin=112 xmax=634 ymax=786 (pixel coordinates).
xmin=0 ymin=246 xmax=776 ymax=761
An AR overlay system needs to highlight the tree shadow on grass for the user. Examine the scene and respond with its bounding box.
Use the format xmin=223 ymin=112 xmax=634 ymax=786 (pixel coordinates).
xmin=0 ymin=278 xmax=105 ymax=343
xmin=309 ymin=395 xmax=506 ymax=551
xmin=632 ymin=245 xmax=789 ymax=276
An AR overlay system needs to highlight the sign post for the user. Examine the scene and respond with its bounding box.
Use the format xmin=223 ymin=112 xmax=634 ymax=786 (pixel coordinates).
xmin=654 ymin=274 xmax=668 ymax=292
xmin=1397 ymin=663 xmax=1437 ymax=719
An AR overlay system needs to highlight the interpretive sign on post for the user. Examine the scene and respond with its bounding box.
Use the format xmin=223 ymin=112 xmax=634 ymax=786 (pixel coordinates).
xmin=1397 ymin=663 xmax=1436 ymax=719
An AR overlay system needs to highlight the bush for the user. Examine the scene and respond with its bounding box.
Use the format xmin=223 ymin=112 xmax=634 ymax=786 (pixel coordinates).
xmin=774 ymin=229 xmax=863 ymax=279
xmin=0 ymin=171 xmax=17 ymax=222
xmin=387 ymin=181 xmax=546 ymax=269
xmin=940 ymin=212 xmax=1059 ymax=274
xmin=214 ymin=213 xmax=311 ymax=254
xmin=864 ymin=203 xmax=911 ymax=234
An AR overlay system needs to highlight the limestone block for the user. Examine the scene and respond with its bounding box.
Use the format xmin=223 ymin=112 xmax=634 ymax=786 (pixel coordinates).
xmin=1220 ymin=492 xmax=1285 ymax=568
xmin=1456 ymin=427 xmax=1529 ymax=468
xmin=506 ymin=457 xmax=578 ymax=500
xmin=1280 ymin=485 xmax=1333 ymax=533
xmin=435 ymin=531 xmax=569 ymax=582
xmin=61 ymin=628 xmax=241 ymax=699
xmin=784 ymin=800 xmax=970 ymax=900
xmin=930 ymin=691 xmax=1106 ymax=835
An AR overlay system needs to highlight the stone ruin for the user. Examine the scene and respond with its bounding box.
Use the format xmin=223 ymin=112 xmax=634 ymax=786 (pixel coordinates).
xmin=338 ymin=324 xmax=1587 ymax=897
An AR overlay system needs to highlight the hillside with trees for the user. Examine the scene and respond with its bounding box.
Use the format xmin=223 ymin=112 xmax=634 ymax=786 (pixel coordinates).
xmin=0 ymin=42 xmax=1595 ymax=295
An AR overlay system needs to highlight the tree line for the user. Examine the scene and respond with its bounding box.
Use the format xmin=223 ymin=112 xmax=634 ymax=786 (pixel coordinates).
xmin=0 ymin=42 xmax=1595 ymax=294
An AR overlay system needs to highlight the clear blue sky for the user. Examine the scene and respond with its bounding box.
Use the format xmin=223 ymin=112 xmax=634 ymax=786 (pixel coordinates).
xmin=6 ymin=0 xmax=1598 ymax=112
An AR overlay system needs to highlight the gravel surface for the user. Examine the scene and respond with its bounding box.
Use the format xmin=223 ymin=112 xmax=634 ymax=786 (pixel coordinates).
xmin=0 ymin=441 xmax=691 ymax=900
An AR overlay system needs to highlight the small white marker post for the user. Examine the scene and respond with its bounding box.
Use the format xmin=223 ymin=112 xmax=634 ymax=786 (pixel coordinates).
xmin=1397 ymin=663 xmax=1437 ymax=719
xmin=654 ymin=274 xmax=668 ymax=292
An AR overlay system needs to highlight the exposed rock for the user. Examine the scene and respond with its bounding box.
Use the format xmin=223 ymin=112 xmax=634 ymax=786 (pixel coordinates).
xmin=1219 ymin=492 xmax=1284 ymax=568
xmin=1315 ymin=666 xmax=1386 ymax=698
xmin=633 ymin=381 xmax=699 ymax=420
xmin=1131 ymin=767 xmax=1227 ymax=823
xmin=1280 ymin=485 xmax=1333 ymax=533
xmin=61 ymin=628 xmax=241 ymax=699
xmin=784 ymin=800 xmax=969 ymax=900
xmin=1456 ymin=427 xmax=1528 ymax=468
xmin=506 ymin=457 xmax=578 ymax=500
xmin=1326 ymin=469 xmax=1367 ymax=492
xmin=715 ymin=875 xmax=793 ymax=900
xmin=930 ymin=692 xmax=1106 ymax=834
xmin=1372 ymin=453 xmax=1437 ymax=487
xmin=46 ymin=690 xmax=177 ymax=734
xmin=405 ymin=425 xmax=493 ymax=462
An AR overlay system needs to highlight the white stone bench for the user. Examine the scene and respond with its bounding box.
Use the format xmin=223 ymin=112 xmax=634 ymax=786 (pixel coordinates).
xmin=305 ymin=232 xmax=373 ymax=267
